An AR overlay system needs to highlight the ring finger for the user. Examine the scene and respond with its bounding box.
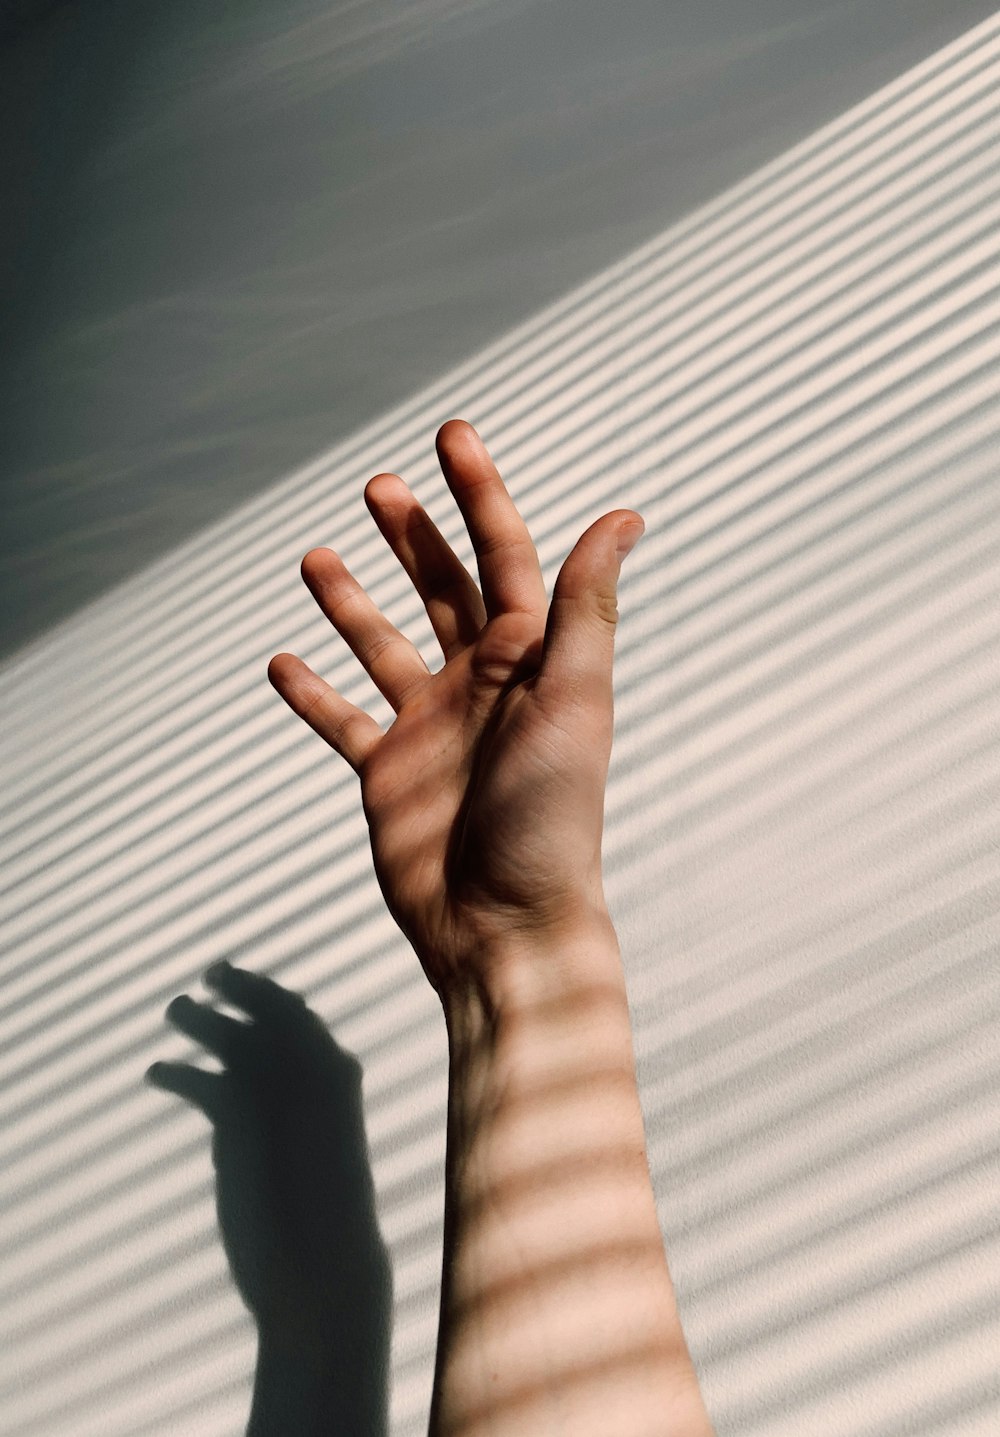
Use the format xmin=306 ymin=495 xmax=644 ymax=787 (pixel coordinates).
xmin=300 ymin=544 xmax=433 ymax=712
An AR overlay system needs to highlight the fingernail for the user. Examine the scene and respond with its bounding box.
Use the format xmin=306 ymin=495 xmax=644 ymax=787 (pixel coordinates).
xmin=616 ymin=523 xmax=644 ymax=562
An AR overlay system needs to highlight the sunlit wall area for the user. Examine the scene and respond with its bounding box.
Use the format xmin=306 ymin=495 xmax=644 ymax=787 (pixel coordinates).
xmin=2 ymin=12 xmax=1000 ymax=1435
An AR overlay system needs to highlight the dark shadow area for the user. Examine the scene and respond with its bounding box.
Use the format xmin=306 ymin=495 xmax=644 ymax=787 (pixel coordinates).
xmin=147 ymin=960 xmax=393 ymax=1437
xmin=3 ymin=0 xmax=998 ymax=663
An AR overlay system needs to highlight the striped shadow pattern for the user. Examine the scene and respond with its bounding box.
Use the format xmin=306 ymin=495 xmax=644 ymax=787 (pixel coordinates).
xmin=2 ymin=11 xmax=1000 ymax=1434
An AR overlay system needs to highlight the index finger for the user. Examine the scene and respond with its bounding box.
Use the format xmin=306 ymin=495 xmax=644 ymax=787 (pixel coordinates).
xmin=435 ymin=419 xmax=548 ymax=623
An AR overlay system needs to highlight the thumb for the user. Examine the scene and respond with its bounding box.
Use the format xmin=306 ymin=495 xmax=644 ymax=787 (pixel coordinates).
xmin=538 ymin=512 xmax=644 ymax=698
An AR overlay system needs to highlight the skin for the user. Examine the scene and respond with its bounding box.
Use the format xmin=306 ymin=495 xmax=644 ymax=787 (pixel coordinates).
xmin=269 ymin=419 xmax=713 ymax=1434
xmin=266 ymin=418 xmax=646 ymax=1001
xmin=154 ymin=419 xmax=714 ymax=1435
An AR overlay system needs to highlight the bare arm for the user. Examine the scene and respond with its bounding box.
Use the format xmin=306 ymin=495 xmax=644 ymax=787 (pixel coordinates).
xmin=430 ymin=918 xmax=713 ymax=1437
xmin=268 ymin=418 xmax=714 ymax=1435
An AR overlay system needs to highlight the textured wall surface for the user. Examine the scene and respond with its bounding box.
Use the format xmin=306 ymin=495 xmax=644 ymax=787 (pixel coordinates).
xmin=4 ymin=0 xmax=997 ymax=660
xmin=2 ymin=12 xmax=1000 ymax=1435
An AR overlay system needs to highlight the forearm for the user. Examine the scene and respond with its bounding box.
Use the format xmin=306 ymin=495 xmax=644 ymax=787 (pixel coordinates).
xmin=429 ymin=916 xmax=714 ymax=1437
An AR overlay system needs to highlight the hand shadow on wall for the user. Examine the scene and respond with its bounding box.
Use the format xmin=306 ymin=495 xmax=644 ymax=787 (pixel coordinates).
xmin=147 ymin=960 xmax=392 ymax=1436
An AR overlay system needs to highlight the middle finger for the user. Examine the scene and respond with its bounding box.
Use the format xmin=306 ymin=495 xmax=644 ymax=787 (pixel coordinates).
xmin=434 ymin=420 xmax=548 ymax=624
xmin=364 ymin=471 xmax=487 ymax=662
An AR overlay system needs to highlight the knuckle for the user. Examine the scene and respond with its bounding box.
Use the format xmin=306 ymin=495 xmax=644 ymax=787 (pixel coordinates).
xmin=476 ymin=530 xmax=518 ymax=561
xmin=364 ymin=627 xmax=400 ymax=666
xmin=332 ymin=708 xmax=362 ymax=752
xmin=326 ymin=581 xmax=364 ymax=626
xmin=592 ymin=589 xmax=620 ymax=627
xmin=298 ymin=684 xmax=335 ymax=728
xmin=299 ymin=688 xmax=357 ymax=755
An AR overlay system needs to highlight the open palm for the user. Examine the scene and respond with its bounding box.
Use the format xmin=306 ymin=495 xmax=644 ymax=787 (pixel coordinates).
xmin=268 ymin=420 xmax=644 ymax=998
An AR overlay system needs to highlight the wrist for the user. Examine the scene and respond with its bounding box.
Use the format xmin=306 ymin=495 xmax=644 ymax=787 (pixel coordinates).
xmin=439 ymin=914 xmax=659 ymax=1257
xmin=439 ymin=906 xmax=629 ymax=1050
xmin=439 ymin=909 xmax=655 ymax=1228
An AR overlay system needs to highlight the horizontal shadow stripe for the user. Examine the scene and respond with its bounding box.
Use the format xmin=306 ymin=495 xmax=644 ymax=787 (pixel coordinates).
xmin=2 ymin=41 xmax=999 ymax=811
xmin=4 ymin=18 xmax=1000 ymax=1436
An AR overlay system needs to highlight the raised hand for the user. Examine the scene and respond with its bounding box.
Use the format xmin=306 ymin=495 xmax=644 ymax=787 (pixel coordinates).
xmin=267 ymin=419 xmax=644 ymax=1001
xmin=257 ymin=424 xmax=713 ymax=1436
xmin=147 ymin=961 xmax=392 ymax=1436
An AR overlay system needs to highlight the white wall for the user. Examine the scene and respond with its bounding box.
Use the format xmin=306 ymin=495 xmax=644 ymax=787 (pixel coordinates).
xmin=2 ymin=13 xmax=1000 ymax=1433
